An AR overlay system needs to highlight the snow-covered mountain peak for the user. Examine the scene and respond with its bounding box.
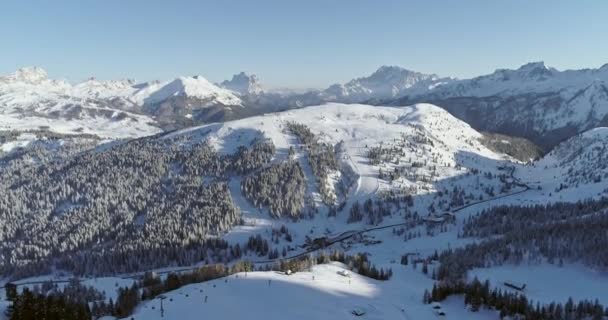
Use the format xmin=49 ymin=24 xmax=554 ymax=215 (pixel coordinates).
xmin=514 ymin=61 xmax=554 ymax=80
xmin=371 ymin=65 xmax=420 ymax=79
xmin=517 ymin=61 xmax=548 ymax=71
xmin=2 ymin=66 xmax=49 ymax=84
xmin=220 ymin=72 xmax=264 ymax=95
xmin=143 ymin=75 xmax=242 ymax=106
xmin=364 ymin=65 xmax=440 ymax=85
xmin=319 ymin=65 xmax=453 ymax=102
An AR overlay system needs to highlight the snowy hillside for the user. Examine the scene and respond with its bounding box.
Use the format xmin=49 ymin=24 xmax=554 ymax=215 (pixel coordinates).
xmin=168 ymin=102 xmax=513 ymax=217
xmin=125 ymin=263 xmax=496 ymax=320
xmin=2 ymin=103 xmax=608 ymax=320
xmin=519 ymin=127 xmax=608 ymax=199
xmin=0 ymin=103 xmax=514 ymax=276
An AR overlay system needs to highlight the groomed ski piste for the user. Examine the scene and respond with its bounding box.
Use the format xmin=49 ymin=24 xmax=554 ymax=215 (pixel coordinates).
xmin=2 ymin=103 xmax=608 ymax=320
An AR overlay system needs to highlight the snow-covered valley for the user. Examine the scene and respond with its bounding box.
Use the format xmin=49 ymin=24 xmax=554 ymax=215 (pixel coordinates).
xmin=1 ymin=102 xmax=607 ymax=320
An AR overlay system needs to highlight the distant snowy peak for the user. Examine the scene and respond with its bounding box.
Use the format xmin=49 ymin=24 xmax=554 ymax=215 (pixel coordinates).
xmin=0 ymin=66 xmax=50 ymax=84
xmin=322 ymin=65 xmax=453 ymax=102
xmin=71 ymin=78 xmax=138 ymax=100
xmin=220 ymin=72 xmax=264 ymax=96
xmin=144 ymin=76 xmax=242 ymax=106
xmin=425 ymin=61 xmax=608 ymax=98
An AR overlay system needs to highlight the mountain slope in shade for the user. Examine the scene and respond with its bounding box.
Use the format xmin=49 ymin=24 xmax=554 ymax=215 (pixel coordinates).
xmin=521 ymin=127 xmax=608 ymax=195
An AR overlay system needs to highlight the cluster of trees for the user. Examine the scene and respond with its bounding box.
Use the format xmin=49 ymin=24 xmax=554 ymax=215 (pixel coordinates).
xmin=19 ymin=249 xmax=394 ymax=319
xmin=347 ymin=254 xmax=393 ymax=281
xmin=462 ymin=198 xmax=608 ymax=238
xmin=425 ymin=278 xmax=608 ymax=319
xmin=113 ymin=285 xmax=140 ymax=318
xmin=245 ymin=234 xmax=271 ymax=256
xmin=270 ymin=225 xmax=293 ymax=243
xmin=435 ymin=199 xmax=608 ymax=282
xmin=347 ymin=199 xmax=391 ymax=225
xmin=286 ymin=122 xmax=339 ymax=205
xmin=144 ymin=264 xmax=243 ymax=300
xmin=268 ymin=250 xmax=393 ymax=281
xmin=0 ymin=131 xmax=99 ymax=167
xmin=0 ymin=132 xmax=275 ymax=278
xmin=479 ymin=132 xmax=544 ymax=161
xmin=4 ymin=279 xmax=105 ymax=320
xmin=241 ymin=160 xmax=306 ymax=218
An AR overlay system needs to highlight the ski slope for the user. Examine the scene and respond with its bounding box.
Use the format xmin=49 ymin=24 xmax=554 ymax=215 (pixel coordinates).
xmin=125 ymin=263 xmax=497 ymax=320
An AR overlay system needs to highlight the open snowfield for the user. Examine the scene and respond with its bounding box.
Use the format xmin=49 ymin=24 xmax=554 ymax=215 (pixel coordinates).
xmin=124 ymin=263 xmax=497 ymax=320
xmin=0 ymin=113 xmax=161 ymax=139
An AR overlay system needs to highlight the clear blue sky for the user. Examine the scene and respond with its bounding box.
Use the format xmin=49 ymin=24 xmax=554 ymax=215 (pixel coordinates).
xmin=1 ymin=0 xmax=607 ymax=88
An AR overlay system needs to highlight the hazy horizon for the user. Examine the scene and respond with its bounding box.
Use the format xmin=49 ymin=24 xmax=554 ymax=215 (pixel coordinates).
xmin=2 ymin=0 xmax=607 ymax=88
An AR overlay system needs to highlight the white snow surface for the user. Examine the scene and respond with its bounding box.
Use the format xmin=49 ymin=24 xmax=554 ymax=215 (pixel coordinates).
xmin=139 ymin=76 xmax=242 ymax=106
xmin=124 ymin=263 xmax=497 ymax=320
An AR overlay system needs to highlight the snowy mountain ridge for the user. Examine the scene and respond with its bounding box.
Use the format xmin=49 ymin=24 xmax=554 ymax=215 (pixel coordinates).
xmin=320 ymin=65 xmax=454 ymax=102
xmin=0 ymin=67 xmax=246 ymax=137
xmin=3 ymin=62 xmax=608 ymax=149
xmin=392 ymin=62 xmax=608 ymax=149
xmin=419 ymin=61 xmax=608 ymax=98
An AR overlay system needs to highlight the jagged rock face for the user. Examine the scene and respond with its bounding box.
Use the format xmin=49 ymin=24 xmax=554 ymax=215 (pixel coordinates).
xmin=220 ymin=72 xmax=264 ymax=95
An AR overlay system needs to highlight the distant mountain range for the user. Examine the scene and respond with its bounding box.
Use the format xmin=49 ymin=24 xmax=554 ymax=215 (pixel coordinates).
xmin=392 ymin=62 xmax=608 ymax=149
xmin=1 ymin=62 xmax=607 ymax=148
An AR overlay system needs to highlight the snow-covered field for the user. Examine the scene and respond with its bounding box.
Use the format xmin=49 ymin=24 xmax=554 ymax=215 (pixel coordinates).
xmin=125 ymin=263 xmax=497 ymax=320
